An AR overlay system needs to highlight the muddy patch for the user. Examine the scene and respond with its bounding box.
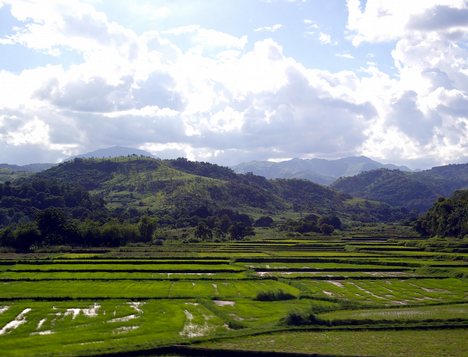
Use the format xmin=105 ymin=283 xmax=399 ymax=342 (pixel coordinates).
xmin=31 ymin=330 xmax=54 ymax=336
xmin=180 ymin=309 xmax=212 ymax=338
xmin=128 ymin=301 xmax=145 ymax=314
xmin=36 ymin=318 xmax=47 ymax=330
xmin=64 ymin=303 xmax=100 ymax=319
xmin=113 ymin=325 xmax=139 ymax=334
xmin=0 ymin=308 xmax=31 ymax=335
xmin=328 ymin=280 xmax=344 ymax=288
xmin=108 ymin=314 xmax=138 ymax=323
xmin=348 ymin=282 xmax=386 ymax=300
xmin=212 ymin=283 xmax=219 ymax=295
xmin=213 ymin=300 xmax=235 ymax=307
xmin=421 ymin=287 xmax=449 ymax=293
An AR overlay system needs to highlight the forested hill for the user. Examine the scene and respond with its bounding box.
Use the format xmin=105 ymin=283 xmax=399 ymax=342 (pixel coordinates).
xmin=415 ymin=189 xmax=468 ymax=238
xmin=331 ymin=163 xmax=468 ymax=212
xmin=0 ymin=157 xmax=407 ymax=230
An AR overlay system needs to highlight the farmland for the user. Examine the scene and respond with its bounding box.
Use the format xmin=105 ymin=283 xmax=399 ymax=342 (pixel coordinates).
xmin=0 ymin=229 xmax=467 ymax=356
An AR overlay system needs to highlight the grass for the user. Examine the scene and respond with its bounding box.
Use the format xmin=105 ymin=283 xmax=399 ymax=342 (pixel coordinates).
xmin=0 ymin=231 xmax=467 ymax=356
xmin=319 ymin=303 xmax=468 ymax=322
xmin=0 ymin=280 xmax=300 ymax=299
xmin=199 ymin=328 xmax=468 ymax=356
xmin=292 ymin=278 xmax=468 ymax=306
xmin=0 ymin=299 xmax=229 ymax=357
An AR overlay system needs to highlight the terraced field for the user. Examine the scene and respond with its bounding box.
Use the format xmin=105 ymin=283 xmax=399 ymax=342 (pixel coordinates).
xmin=0 ymin=233 xmax=467 ymax=356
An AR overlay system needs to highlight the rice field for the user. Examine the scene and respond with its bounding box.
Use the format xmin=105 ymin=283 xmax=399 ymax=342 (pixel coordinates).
xmin=0 ymin=233 xmax=467 ymax=356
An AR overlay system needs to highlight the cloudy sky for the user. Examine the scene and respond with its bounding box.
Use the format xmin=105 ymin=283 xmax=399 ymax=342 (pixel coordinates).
xmin=0 ymin=0 xmax=467 ymax=168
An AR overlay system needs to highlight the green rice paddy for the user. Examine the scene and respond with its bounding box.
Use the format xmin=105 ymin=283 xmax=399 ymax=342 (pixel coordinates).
xmin=0 ymin=232 xmax=467 ymax=356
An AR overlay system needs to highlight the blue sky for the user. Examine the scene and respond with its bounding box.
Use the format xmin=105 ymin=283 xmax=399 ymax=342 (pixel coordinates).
xmin=0 ymin=0 xmax=467 ymax=168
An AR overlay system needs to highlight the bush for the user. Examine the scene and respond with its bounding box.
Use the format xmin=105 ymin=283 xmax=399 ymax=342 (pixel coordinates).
xmin=282 ymin=310 xmax=327 ymax=326
xmin=255 ymin=289 xmax=296 ymax=301
xmin=254 ymin=216 xmax=274 ymax=227
xmin=320 ymin=223 xmax=335 ymax=235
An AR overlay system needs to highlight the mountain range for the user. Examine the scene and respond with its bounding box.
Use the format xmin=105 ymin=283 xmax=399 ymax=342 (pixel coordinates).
xmin=1 ymin=147 xmax=467 ymax=215
xmin=0 ymin=156 xmax=409 ymax=230
xmin=332 ymin=164 xmax=468 ymax=212
xmin=232 ymin=156 xmax=411 ymax=185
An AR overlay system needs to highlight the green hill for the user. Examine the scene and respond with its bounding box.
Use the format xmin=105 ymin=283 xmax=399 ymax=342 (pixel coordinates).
xmin=0 ymin=156 xmax=407 ymax=228
xmin=415 ymin=189 xmax=468 ymax=238
xmin=331 ymin=164 xmax=468 ymax=212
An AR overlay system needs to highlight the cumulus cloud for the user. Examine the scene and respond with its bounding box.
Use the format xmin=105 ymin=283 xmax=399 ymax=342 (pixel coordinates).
xmin=0 ymin=0 xmax=466 ymax=169
xmin=409 ymin=5 xmax=468 ymax=31
xmin=346 ymin=0 xmax=468 ymax=167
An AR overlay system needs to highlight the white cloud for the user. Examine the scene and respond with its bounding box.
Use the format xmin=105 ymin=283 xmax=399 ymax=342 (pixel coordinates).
xmin=318 ymin=32 xmax=332 ymax=44
xmin=335 ymin=52 xmax=354 ymax=59
xmin=346 ymin=0 xmax=467 ymax=46
xmin=0 ymin=0 xmax=466 ymax=168
xmin=164 ymin=25 xmax=248 ymax=51
xmin=345 ymin=0 xmax=468 ymax=168
xmin=254 ymin=24 xmax=284 ymax=33
xmin=303 ymin=19 xmax=319 ymax=29
xmin=1 ymin=0 xmax=137 ymax=58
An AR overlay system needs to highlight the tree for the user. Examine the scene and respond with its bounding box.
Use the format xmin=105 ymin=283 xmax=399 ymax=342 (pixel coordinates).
xmin=194 ymin=221 xmax=212 ymax=241
xmin=228 ymin=222 xmax=254 ymax=240
xmin=318 ymin=215 xmax=342 ymax=230
xmin=320 ymin=223 xmax=334 ymax=235
xmin=254 ymin=216 xmax=274 ymax=227
xmin=36 ymin=208 xmax=66 ymax=237
xmin=13 ymin=222 xmax=42 ymax=252
xmin=139 ymin=216 xmax=158 ymax=242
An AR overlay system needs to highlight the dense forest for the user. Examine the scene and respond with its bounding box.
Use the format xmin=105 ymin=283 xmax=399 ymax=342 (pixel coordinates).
xmin=0 ymin=156 xmax=465 ymax=251
xmin=332 ymin=164 xmax=468 ymax=212
xmin=415 ymin=189 xmax=468 ymax=238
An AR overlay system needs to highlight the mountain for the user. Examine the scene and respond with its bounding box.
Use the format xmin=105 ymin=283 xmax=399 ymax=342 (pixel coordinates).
xmin=0 ymin=156 xmax=409 ymax=230
xmin=331 ymin=164 xmax=468 ymax=212
xmin=232 ymin=156 xmax=411 ymax=185
xmin=71 ymin=146 xmax=154 ymax=160
xmin=0 ymin=163 xmax=55 ymax=173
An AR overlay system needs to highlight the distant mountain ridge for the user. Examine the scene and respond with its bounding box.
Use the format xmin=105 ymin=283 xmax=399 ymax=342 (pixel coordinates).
xmin=232 ymin=156 xmax=411 ymax=185
xmin=0 ymin=163 xmax=55 ymax=173
xmin=332 ymin=163 xmax=468 ymax=212
xmin=71 ymin=146 xmax=154 ymax=160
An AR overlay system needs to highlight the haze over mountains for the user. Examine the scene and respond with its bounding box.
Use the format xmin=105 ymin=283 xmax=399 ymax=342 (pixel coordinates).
xmin=233 ymin=156 xmax=411 ymax=185
xmin=1 ymin=146 xmax=467 ymax=215
xmin=72 ymin=146 xmax=154 ymax=160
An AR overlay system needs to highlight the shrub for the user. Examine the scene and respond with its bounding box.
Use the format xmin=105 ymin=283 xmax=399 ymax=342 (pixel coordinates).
xmin=283 ymin=310 xmax=327 ymax=326
xmin=255 ymin=289 xmax=296 ymax=301
xmin=320 ymin=223 xmax=335 ymax=235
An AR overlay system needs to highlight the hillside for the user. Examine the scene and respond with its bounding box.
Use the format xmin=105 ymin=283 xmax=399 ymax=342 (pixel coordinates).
xmin=332 ymin=164 xmax=468 ymax=212
xmin=0 ymin=157 xmax=408 ymax=230
xmin=415 ymin=189 xmax=468 ymax=238
xmin=233 ymin=156 xmax=410 ymax=185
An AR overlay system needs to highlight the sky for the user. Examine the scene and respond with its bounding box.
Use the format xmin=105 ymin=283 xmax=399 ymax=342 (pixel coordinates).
xmin=0 ymin=0 xmax=467 ymax=169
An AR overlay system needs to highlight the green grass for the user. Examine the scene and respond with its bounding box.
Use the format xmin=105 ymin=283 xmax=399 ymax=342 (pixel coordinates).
xmin=199 ymin=328 xmax=468 ymax=356
xmin=0 ymin=299 xmax=229 ymax=357
xmin=319 ymin=303 xmax=468 ymax=322
xmin=292 ymin=278 xmax=468 ymax=306
xmin=1 ymin=232 xmax=467 ymax=356
xmin=0 ymin=280 xmax=300 ymax=299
